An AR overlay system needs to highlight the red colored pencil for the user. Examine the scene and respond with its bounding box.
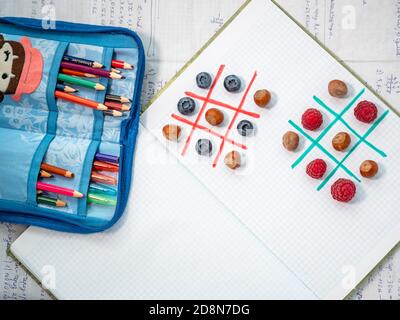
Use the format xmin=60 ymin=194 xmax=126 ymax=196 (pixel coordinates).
xmin=112 ymin=59 xmax=133 ymax=70
xmin=55 ymin=91 xmax=107 ymax=110
xmin=104 ymin=101 xmax=131 ymax=111
xmin=36 ymin=182 xmax=83 ymax=198
xmin=61 ymin=62 xmax=123 ymax=79
xmin=91 ymin=171 xmax=117 ymax=185
xmin=93 ymin=161 xmax=119 ymax=172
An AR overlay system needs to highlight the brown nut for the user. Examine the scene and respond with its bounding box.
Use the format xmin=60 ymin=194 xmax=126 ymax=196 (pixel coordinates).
xmin=254 ymin=89 xmax=271 ymax=107
xmin=224 ymin=151 xmax=241 ymax=170
xmin=332 ymin=132 xmax=351 ymax=151
xmin=162 ymin=124 xmax=181 ymax=141
xmin=282 ymin=131 xmax=299 ymax=151
xmin=205 ymin=108 xmax=224 ymax=126
xmin=328 ymin=80 xmax=348 ymax=98
xmin=360 ymin=160 xmax=379 ymax=178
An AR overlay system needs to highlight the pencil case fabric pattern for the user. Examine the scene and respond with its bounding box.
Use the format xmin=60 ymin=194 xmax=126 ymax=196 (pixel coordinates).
xmin=0 ymin=18 xmax=145 ymax=233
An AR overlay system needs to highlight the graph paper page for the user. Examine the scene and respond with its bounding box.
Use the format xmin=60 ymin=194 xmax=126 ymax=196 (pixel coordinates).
xmin=142 ymin=0 xmax=400 ymax=299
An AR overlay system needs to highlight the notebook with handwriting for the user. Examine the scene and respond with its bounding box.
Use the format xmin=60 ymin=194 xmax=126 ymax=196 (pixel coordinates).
xmin=141 ymin=0 xmax=400 ymax=299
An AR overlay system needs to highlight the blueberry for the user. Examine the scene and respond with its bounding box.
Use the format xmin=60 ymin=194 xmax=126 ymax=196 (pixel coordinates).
xmin=177 ymin=97 xmax=196 ymax=115
xmin=224 ymin=75 xmax=241 ymax=92
xmin=196 ymin=72 xmax=212 ymax=89
xmin=195 ymin=139 xmax=212 ymax=156
xmin=237 ymin=120 xmax=254 ymax=136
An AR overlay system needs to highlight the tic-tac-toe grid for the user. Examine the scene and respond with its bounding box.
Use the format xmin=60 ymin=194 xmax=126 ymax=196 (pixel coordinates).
xmin=171 ymin=64 xmax=260 ymax=168
xmin=288 ymin=88 xmax=389 ymax=191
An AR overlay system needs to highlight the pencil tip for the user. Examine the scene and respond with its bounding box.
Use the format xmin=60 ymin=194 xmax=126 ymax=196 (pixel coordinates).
xmin=73 ymin=191 xmax=84 ymax=198
xmin=93 ymin=62 xmax=104 ymax=68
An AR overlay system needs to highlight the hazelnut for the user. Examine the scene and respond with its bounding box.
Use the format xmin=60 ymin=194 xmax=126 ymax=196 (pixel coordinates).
xmin=328 ymin=80 xmax=348 ymax=98
xmin=205 ymin=108 xmax=224 ymax=126
xmin=360 ymin=160 xmax=379 ymax=178
xmin=224 ymin=151 xmax=241 ymax=170
xmin=332 ymin=132 xmax=351 ymax=151
xmin=253 ymin=89 xmax=271 ymax=107
xmin=162 ymin=124 xmax=181 ymax=141
xmin=282 ymin=131 xmax=299 ymax=151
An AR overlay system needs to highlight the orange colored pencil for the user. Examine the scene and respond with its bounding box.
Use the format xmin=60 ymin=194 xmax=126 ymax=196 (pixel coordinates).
xmin=41 ymin=163 xmax=74 ymax=178
xmin=91 ymin=171 xmax=117 ymax=185
xmin=60 ymin=68 xmax=98 ymax=78
xmin=55 ymin=91 xmax=107 ymax=110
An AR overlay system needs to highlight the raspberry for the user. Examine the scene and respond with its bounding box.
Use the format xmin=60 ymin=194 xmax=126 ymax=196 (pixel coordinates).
xmin=354 ymin=101 xmax=378 ymax=123
xmin=331 ymin=178 xmax=356 ymax=203
xmin=301 ymin=108 xmax=323 ymax=131
xmin=306 ymin=159 xmax=327 ymax=179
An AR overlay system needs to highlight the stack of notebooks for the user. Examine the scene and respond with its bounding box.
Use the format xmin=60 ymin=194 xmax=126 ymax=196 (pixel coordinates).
xmin=10 ymin=0 xmax=400 ymax=299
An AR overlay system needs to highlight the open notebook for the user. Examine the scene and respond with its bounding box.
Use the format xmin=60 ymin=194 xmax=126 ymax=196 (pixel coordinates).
xmin=140 ymin=0 xmax=400 ymax=299
xmin=9 ymin=0 xmax=400 ymax=299
xmin=10 ymin=125 xmax=316 ymax=299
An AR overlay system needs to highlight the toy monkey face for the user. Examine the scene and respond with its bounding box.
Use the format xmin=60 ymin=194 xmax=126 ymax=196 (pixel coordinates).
xmin=0 ymin=41 xmax=16 ymax=92
xmin=0 ymin=35 xmax=25 ymax=102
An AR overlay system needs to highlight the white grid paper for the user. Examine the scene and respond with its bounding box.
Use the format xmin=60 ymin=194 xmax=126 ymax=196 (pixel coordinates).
xmin=142 ymin=0 xmax=400 ymax=298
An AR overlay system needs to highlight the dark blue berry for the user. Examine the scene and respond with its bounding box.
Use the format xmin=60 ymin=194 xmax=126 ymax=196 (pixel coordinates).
xmin=237 ymin=120 xmax=254 ymax=136
xmin=195 ymin=139 xmax=212 ymax=156
xmin=177 ymin=97 xmax=196 ymax=115
xmin=224 ymin=75 xmax=241 ymax=92
xmin=196 ymin=72 xmax=212 ymax=89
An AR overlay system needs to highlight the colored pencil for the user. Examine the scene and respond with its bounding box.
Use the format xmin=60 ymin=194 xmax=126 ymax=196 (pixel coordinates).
xmin=105 ymin=94 xmax=131 ymax=103
xmin=60 ymin=62 xmax=124 ymax=79
xmin=40 ymin=170 xmax=53 ymax=178
xmin=37 ymin=182 xmax=83 ymax=198
xmin=37 ymin=195 xmax=67 ymax=207
xmin=55 ymin=91 xmax=107 ymax=111
xmin=56 ymin=83 xmax=78 ymax=93
xmin=58 ymin=74 xmax=105 ymax=91
xmin=104 ymin=101 xmax=131 ymax=111
xmin=91 ymin=171 xmax=117 ymax=185
xmin=93 ymin=161 xmax=119 ymax=172
xmin=87 ymin=193 xmax=117 ymax=206
xmin=63 ymin=55 xmax=103 ymax=68
xmin=41 ymin=163 xmax=74 ymax=178
xmin=112 ymin=59 xmax=133 ymax=70
xmin=103 ymin=110 xmax=123 ymax=117
xmin=95 ymin=152 xmax=119 ymax=164
xmin=89 ymin=183 xmax=117 ymax=196
xmin=60 ymin=68 xmax=98 ymax=78
xmin=111 ymin=68 xmax=121 ymax=74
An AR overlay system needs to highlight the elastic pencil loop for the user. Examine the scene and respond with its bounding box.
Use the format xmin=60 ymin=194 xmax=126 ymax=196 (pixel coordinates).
xmin=26 ymin=42 xmax=69 ymax=206
xmin=76 ymin=47 xmax=113 ymax=217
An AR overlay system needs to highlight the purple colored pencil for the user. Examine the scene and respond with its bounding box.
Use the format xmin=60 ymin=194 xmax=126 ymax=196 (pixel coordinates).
xmin=95 ymin=153 xmax=119 ymax=164
xmin=60 ymin=62 xmax=124 ymax=79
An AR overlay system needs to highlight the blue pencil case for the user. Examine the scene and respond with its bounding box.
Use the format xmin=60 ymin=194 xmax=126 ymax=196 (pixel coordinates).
xmin=0 ymin=18 xmax=145 ymax=233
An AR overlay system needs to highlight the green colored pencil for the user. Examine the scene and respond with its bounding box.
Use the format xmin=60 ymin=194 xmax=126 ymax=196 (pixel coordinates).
xmin=87 ymin=193 xmax=117 ymax=206
xmin=57 ymin=73 xmax=105 ymax=91
xmin=37 ymin=195 xmax=67 ymax=207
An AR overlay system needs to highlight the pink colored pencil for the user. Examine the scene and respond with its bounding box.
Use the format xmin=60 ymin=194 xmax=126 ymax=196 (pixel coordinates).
xmin=60 ymin=61 xmax=123 ymax=79
xmin=36 ymin=182 xmax=84 ymax=198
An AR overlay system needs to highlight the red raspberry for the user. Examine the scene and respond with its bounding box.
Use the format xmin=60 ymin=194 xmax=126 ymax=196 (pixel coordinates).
xmin=331 ymin=178 xmax=356 ymax=203
xmin=354 ymin=101 xmax=378 ymax=123
xmin=306 ymin=159 xmax=327 ymax=179
xmin=301 ymin=108 xmax=323 ymax=131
